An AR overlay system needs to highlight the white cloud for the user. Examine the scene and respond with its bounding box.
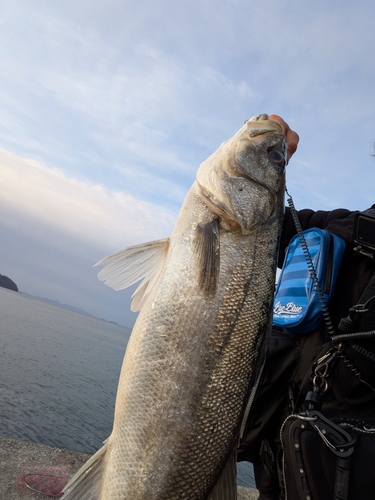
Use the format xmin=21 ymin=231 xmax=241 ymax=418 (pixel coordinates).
xmin=0 ymin=148 xmax=180 ymax=327
xmin=0 ymin=149 xmax=176 ymax=253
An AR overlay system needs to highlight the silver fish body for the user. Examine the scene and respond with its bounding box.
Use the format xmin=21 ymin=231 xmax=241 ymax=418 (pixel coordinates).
xmin=62 ymin=115 xmax=287 ymax=500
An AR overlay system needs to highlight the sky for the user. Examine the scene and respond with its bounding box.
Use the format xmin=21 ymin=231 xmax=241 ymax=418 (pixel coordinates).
xmin=1 ymin=0 xmax=375 ymax=328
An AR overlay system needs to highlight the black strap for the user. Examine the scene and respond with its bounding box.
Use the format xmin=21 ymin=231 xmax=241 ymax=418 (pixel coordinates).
xmin=358 ymin=273 xmax=375 ymax=304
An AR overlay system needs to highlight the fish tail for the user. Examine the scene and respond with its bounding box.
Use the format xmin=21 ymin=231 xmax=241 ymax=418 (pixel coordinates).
xmin=61 ymin=440 xmax=107 ymax=499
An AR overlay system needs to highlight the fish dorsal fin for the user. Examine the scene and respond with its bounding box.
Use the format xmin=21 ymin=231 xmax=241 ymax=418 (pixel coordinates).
xmin=193 ymin=219 xmax=220 ymax=296
xmin=61 ymin=441 xmax=107 ymax=499
xmin=207 ymin=447 xmax=237 ymax=500
xmin=94 ymin=238 xmax=170 ymax=312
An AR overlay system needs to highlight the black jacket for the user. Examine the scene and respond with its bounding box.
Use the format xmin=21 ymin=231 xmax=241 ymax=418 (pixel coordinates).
xmin=238 ymin=206 xmax=375 ymax=499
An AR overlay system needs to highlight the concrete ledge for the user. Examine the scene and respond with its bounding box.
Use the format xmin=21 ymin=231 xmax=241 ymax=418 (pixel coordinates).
xmin=0 ymin=437 xmax=259 ymax=499
xmin=0 ymin=437 xmax=89 ymax=499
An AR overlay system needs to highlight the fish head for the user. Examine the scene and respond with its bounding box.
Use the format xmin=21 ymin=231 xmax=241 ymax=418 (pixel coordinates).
xmin=196 ymin=114 xmax=287 ymax=234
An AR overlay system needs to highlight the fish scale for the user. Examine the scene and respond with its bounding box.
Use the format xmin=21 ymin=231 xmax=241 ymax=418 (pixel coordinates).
xmin=62 ymin=115 xmax=286 ymax=500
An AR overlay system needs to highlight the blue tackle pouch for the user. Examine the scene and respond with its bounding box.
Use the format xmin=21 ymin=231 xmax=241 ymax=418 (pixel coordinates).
xmin=273 ymin=228 xmax=346 ymax=334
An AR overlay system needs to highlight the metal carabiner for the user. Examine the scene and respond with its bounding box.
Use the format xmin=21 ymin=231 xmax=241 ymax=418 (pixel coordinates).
xmin=312 ymin=374 xmax=329 ymax=392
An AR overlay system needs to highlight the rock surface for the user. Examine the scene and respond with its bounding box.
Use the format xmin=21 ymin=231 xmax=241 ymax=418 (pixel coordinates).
xmin=0 ymin=437 xmax=89 ymax=499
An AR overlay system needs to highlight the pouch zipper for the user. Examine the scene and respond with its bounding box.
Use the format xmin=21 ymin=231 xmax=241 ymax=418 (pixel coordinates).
xmin=323 ymin=233 xmax=334 ymax=295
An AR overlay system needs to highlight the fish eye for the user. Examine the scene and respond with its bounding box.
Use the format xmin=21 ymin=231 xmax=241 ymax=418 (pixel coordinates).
xmin=268 ymin=150 xmax=285 ymax=166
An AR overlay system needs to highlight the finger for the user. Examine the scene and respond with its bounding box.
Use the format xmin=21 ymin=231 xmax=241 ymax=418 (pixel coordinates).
xmin=269 ymin=114 xmax=299 ymax=162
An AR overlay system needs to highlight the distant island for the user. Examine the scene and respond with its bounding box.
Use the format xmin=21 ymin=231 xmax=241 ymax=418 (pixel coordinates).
xmin=0 ymin=277 xmax=130 ymax=329
xmin=0 ymin=275 xmax=18 ymax=292
xmin=22 ymin=293 xmax=123 ymax=328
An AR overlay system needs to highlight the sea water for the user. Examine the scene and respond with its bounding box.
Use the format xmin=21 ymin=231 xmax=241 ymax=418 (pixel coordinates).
xmin=0 ymin=286 xmax=254 ymax=487
xmin=0 ymin=286 xmax=130 ymax=454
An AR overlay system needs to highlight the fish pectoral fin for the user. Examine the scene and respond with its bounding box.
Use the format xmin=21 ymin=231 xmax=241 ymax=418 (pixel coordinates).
xmin=61 ymin=440 xmax=107 ymax=500
xmin=193 ymin=219 xmax=220 ymax=296
xmin=207 ymin=447 xmax=237 ymax=500
xmin=94 ymin=238 xmax=170 ymax=312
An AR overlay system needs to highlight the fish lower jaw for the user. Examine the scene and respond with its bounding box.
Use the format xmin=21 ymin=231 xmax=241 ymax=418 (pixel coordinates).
xmin=224 ymin=166 xmax=278 ymax=198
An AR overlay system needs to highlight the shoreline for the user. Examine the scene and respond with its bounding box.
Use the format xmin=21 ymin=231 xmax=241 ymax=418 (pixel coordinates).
xmin=0 ymin=437 xmax=258 ymax=499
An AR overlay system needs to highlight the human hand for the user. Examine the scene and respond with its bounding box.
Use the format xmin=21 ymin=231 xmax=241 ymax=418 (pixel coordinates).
xmin=269 ymin=115 xmax=299 ymax=163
